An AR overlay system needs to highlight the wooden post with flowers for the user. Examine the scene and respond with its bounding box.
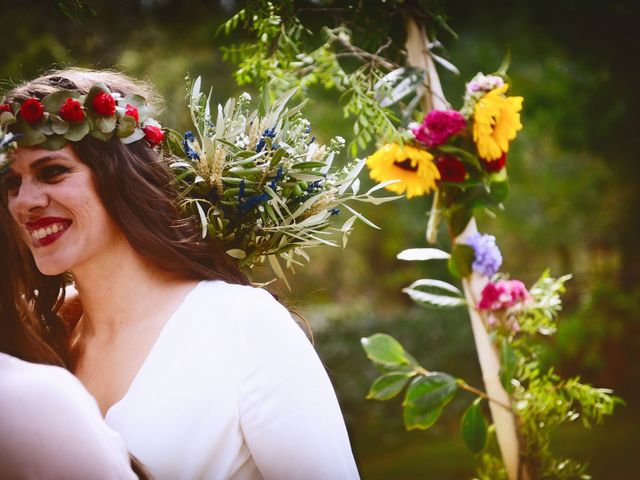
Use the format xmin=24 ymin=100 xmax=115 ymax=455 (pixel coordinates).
xmin=403 ymin=15 xmax=527 ymax=480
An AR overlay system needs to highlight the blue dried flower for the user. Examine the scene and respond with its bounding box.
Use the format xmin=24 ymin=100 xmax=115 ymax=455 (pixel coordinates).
xmin=468 ymin=233 xmax=502 ymax=277
xmin=182 ymin=131 xmax=200 ymax=160
xmin=329 ymin=208 xmax=340 ymax=216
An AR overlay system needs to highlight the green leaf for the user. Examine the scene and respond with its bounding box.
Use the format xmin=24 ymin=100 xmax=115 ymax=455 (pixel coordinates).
xmin=15 ymin=117 xmax=46 ymax=147
xmin=402 ymin=279 xmax=466 ymax=309
xmin=64 ymin=121 xmax=90 ymax=141
xmin=41 ymin=135 xmax=67 ymax=151
xmin=367 ymin=372 xmax=414 ymax=401
xmin=449 ymin=206 xmax=473 ymax=238
xmin=499 ymin=338 xmax=518 ymax=393
xmin=116 ymin=115 xmax=137 ymax=138
xmin=461 ymin=398 xmax=488 ymax=454
xmin=404 ymin=402 xmax=444 ymax=431
xmin=361 ymin=334 xmax=410 ymax=368
xmin=448 ymin=244 xmax=474 ymax=278
xmin=41 ymin=90 xmax=81 ymax=113
xmin=438 ymin=145 xmax=481 ymax=171
xmin=396 ymin=248 xmax=450 ymax=261
xmin=95 ymin=116 xmax=116 ymax=134
xmin=402 ymin=373 xmax=458 ymax=430
xmin=404 ymin=373 xmax=458 ymax=412
xmin=121 ymin=94 xmax=146 ymax=109
xmin=489 ymin=178 xmax=509 ymax=204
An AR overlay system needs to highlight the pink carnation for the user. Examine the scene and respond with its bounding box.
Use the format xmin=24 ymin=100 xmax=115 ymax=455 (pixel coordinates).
xmin=411 ymin=110 xmax=467 ymax=148
xmin=478 ymin=280 xmax=531 ymax=311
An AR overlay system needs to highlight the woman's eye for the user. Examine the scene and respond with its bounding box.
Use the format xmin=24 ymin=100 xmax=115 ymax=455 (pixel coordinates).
xmin=40 ymin=165 xmax=70 ymax=181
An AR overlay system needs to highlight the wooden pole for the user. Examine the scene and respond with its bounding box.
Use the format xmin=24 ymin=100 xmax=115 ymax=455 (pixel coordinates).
xmin=403 ymin=15 xmax=527 ymax=480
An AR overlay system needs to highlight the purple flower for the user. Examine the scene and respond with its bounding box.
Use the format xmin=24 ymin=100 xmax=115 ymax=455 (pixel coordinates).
xmin=468 ymin=233 xmax=502 ymax=276
xmin=411 ymin=110 xmax=467 ymax=148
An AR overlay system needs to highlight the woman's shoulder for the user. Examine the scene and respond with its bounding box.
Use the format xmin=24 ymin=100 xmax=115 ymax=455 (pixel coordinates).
xmin=0 ymin=352 xmax=97 ymax=417
xmin=185 ymin=280 xmax=306 ymax=344
xmin=190 ymin=280 xmax=287 ymax=319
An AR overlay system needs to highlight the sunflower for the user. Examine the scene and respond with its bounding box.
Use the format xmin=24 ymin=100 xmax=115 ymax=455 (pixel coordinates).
xmin=366 ymin=143 xmax=440 ymax=198
xmin=473 ymin=84 xmax=523 ymax=161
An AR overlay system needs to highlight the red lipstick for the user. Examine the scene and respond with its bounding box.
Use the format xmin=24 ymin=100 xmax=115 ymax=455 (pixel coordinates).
xmin=25 ymin=217 xmax=72 ymax=248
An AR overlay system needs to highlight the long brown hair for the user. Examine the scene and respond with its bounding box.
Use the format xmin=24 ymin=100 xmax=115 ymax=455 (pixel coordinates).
xmin=1 ymin=68 xmax=250 ymax=359
xmin=0 ymin=206 xmax=67 ymax=365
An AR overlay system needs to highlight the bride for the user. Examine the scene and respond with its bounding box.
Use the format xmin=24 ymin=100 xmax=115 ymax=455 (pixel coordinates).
xmin=1 ymin=69 xmax=359 ymax=479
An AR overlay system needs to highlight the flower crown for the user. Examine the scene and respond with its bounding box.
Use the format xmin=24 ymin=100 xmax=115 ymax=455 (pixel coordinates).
xmin=0 ymin=82 xmax=164 ymax=151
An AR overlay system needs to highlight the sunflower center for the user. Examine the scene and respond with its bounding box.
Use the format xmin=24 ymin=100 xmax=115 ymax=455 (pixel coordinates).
xmin=393 ymin=159 xmax=418 ymax=172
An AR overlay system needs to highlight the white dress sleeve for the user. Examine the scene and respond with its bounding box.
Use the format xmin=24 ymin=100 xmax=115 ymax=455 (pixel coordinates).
xmin=238 ymin=289 xmax=360 ymax=480
xmin=0 ymin=354 xmax=137 ymax=480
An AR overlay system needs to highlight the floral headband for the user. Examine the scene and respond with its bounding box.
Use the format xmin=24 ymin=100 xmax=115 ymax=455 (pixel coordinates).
xmin=0 ymin=82 xmax=164 ymax=151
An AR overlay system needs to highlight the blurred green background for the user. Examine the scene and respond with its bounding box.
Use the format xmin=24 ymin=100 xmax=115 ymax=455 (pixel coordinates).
xmin=2 ymin=0 xmax=638 ymax=477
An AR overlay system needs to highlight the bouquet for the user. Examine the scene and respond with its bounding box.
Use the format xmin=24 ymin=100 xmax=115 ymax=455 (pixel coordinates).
xmin=170 ymin=78 xmax=398 ymax=285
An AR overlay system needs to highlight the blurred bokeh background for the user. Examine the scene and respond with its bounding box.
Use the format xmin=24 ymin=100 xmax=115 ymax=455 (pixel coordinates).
xmin=2 ymin=0 xmax=638 ymax=477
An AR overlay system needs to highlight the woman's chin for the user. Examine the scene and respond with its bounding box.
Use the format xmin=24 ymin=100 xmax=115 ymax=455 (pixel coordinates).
xmin=32 ymin=258 xmax=70 ymax=277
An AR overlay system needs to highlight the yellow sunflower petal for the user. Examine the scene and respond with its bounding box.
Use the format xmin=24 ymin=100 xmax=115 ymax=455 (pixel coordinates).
xmin=366 ymin=143 xmax=439 ymax=198
xmin=473 ymin=85 xmax=524 ymax=161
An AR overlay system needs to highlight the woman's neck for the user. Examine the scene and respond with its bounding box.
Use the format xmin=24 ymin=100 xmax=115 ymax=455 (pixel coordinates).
xmin=71 ymin=239 xmax=194 ymax=342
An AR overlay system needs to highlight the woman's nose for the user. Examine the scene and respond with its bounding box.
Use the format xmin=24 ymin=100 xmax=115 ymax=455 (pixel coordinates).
xmin=10 ymin=179 xmax=49 ymax=216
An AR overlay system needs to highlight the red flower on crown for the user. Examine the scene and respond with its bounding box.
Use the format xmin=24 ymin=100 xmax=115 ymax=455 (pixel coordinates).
xmin=0 ymin=104 xmax=11 ymax=114
xmin=20 ymin=98 xmax=45 ymax=124
xmin=124 ymin=104 xmax=139 ymax=124
xmin=92 ymin=92 xmax=116 ymax=116
xmin=59 ymin=98 xmax=85 ymax=123
xmin=143 ymin=125 xmax=164 ymax=146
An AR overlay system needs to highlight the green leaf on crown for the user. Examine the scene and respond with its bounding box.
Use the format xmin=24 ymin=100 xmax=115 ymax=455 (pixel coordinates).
xmin=461 ymin=398 xmax=488 ymax=454
xmin=0 ymin=111 xmax=17 ymax=127
xmin=361 ymin=333 xmax=411 ymax=367
xmin=50 ymin=114 xmax=70 ymax=135
xmin=41 ymin=135 xmax=67 ymax=151
xmin=402 ymin=373 xmax=458 ymax=430
xmin=95 ymin=115 xmax=117 ymax=134
xmin=449 ymin=243 xmax=474 ymax=278
xmin=116 ymin=115 xmax=137 ymax=138
xmin=65 ymin=121 xmax=90 ymax=142
xmin=15 ymin=117 xmax=46 ymax=146
xmin=367 ymin=372 xmax=414 ymax=401
xmin=121 ymin=94 xmax=146 ymax=109
xmin=41 ymin=90 xmax=81 ymax=113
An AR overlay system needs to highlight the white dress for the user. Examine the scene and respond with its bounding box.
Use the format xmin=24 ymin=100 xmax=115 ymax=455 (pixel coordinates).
xmin=105 ymin=280 xmax=360 ymax=480
xmin=0 ymin=353 xmax=136 ymax=480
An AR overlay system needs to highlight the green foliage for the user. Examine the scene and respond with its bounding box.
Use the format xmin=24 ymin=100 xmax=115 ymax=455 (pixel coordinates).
xmin=489 ymin=273 xmax=624 ymax=479
xmin=217 ymin=2 xmax=412 ymax=154
xmin=461 ymin=398 xmax=488 ymax=454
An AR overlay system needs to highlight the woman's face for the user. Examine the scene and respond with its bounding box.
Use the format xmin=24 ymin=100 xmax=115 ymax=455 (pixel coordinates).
xmin=4 ymin=145 xmax=124 ymax=276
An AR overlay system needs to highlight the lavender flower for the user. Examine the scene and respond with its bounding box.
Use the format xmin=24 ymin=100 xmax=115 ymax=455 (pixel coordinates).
xmin=468 ymin=233 xmax=502 ymax=276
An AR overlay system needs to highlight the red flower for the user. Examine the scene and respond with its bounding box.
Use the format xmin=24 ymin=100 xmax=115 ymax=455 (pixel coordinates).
xmin=59 ymin=98 xmax=85 ymax=123
xmin=482 ymin=152 xmax=507 ymax=173
xmin=478 ymin=280 xmax=531 ymax=311
xmin=20 ymin=98 xmax=45 ymax=124
xmin=92 ymin=92 xmax=116 ymax=116
xmin=143 ymin=125 xmax=164 ymax=146
xmin=124 ymin=104 xmax=139 ymax=124
xmin=0 ymin=104 xmax=11 ymax=114
xmin=436 ymin=155 xmax=466 ymax=183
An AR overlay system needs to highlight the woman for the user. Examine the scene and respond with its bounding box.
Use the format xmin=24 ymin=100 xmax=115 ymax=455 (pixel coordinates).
xmin=0 ymin=202 xmax=140 ymax=479
xmin=1 ymin=69 xmax=359 ymax=479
